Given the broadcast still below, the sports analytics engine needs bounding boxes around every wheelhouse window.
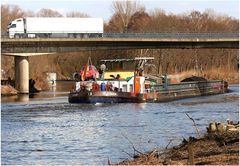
[10,24,16,28]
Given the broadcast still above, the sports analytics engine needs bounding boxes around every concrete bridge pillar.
[15,56,29,94]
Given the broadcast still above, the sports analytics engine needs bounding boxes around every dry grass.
[33,74,50,91]
[117,131,239,165]
[203,68,239,84]
[169,68,239,84]
[1,85,18,95]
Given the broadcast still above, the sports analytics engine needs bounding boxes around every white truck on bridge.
[7,17,103,38]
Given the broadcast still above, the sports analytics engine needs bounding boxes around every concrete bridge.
[1,33,239,94]
[2,33,239,53]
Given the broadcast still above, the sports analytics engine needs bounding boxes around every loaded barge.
[68,57,228,104]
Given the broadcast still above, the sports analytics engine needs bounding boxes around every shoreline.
[116,129,239,165]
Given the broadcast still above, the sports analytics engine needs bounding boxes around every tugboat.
[68,57,228,104]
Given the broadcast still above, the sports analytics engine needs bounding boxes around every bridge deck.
[1,33,239,54]
[2,37,239,42]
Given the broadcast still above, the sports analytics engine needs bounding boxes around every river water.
[1,82,239,165]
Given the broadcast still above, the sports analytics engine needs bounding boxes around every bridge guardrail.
[1,32,239,39]
[103,32,239,39]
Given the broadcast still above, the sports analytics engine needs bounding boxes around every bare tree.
[148,9,167,32]
[36,8,63,17]
[1,4,25,32]
[110,0,144,32]
[128,9,151,32]
[66,11,89,17]
[24,10,35,17]
[107,13,124,32]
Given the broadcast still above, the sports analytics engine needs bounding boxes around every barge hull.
[68,80,228,104]
[68,91,139,104]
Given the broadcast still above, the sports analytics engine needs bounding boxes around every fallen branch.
[185,113,201,138]
[121,133,144,157]
[122,150,133,158]
[165,139,173,149]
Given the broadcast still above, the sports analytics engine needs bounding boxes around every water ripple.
[1,85,239,165]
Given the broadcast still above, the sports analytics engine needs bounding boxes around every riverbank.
[1,78,46,96]
[1,85,18,96]
[168,69,239,85]
[117,130,239,165]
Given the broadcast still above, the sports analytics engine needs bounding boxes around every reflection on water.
[1,84,239,165]
[16,94,29,102]
[1,81,74,103]
[1,94,30,102]
[54,80,75,92]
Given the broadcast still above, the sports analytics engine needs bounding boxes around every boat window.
[130,85,133,92]
[106,61,135,71]
[122,85,127,92]
[17,19,22,22]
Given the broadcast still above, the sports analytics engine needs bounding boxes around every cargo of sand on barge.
[68,57,228,104]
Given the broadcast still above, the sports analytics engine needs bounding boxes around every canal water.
[1,82,239,165]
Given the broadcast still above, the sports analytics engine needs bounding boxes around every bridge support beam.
[15,56,29,94]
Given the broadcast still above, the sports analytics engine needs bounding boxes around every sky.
[1,0,239,21]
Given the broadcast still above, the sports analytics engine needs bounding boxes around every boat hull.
[68,91,140,103]
[68,80,228,104]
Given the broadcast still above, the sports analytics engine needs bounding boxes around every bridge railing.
[1,32,239,39]
[103,32,239,39]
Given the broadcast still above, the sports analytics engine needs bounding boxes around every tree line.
[1,1,239,87]
[1,1,238,33]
